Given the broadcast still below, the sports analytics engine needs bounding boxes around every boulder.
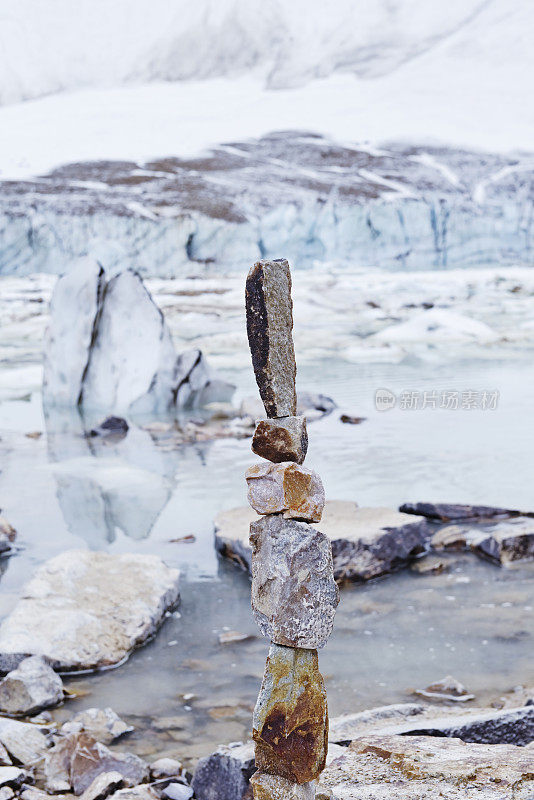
[251,417,308,465]
[89,417,129,439]
[329,702,534,746]
[253,645,328,784]
[250,516,338,649]
[172,349,234,409]
[318,734,534,798]
[245,259,296,418]
[191,741,255,800]
[214,502,429,581]
[61,708,133,745]
[246,462,325,522]
[0,550,180,671]
[249,772,315,799]
[42,257,104,407]
[0,656,64,715]
[44,733,148,795]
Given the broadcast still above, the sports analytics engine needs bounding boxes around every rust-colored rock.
[245,259,297,419]
[250,770,316,799]
[252,417,308,464]
[253,644,328,784]
[246,461,324,522]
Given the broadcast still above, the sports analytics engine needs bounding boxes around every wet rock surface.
[0,656,64,715]
[472,518,534,565]
[246,462,325,522]
[250,516,338,649]
[215,502,429,581]
[245,259,296,419]
[251,417,308,465]
[253,645,328,784]
[0,550,180,671]
[61,709,133,745]
[400,502,531,521]
[319,734,534,799]
[191,741,255,800]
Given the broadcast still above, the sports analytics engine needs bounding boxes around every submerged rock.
[253,644,328,784]
[214,502,429,581]
[44,733,148,795]
[413,675,475,703]
[88,417,129,439]
[61,708,133,745]
[250,771,315,799]
[246,462,324,522]
[245,259,297,419]
[0,550,180,671]
[250,516,338,649]
[251,417,308,465]
[319,734,534,798]
[191,741,255,800]
[0,656,64,715]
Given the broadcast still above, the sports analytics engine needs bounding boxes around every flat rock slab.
[318,734,534,799]
[214,502,428,581]
[0,550,180,672]
[400,502,530,521]
[329,702,534,746]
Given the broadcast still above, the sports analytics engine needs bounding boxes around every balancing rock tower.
[245,259,339,799]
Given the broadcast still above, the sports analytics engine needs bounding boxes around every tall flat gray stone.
[245,259,296,418]
[250,516,338,649]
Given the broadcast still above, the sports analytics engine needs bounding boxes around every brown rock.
[250,771,316,799]
[246,462,324,522]
[245,259,297,418]
[253,644,328,784]
[252,417,308,464]
[250,516,338,649]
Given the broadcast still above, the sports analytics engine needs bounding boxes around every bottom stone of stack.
[253,643,328,784]
[250,770,316,799]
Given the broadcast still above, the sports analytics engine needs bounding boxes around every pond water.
[0,265,533,766]
[0,350,533,766]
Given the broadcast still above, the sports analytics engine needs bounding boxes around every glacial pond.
[0,268,533,766]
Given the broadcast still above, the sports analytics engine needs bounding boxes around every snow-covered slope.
[0,0,531,102]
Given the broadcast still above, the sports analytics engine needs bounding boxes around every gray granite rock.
[0,550,180,672]
[253,644,328,784]
[251,416,308,465]
[250,771,316,799]
[245,259,296,418]
[246,462,324,522]
[0,656,63,715]
[400,502,527,521]
[250,516,338,648]
[192,741,255,800]
[215,502,429,581]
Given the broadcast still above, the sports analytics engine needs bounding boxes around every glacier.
[1,133,533,277]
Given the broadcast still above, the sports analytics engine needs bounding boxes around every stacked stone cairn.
[245,259,340,799]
